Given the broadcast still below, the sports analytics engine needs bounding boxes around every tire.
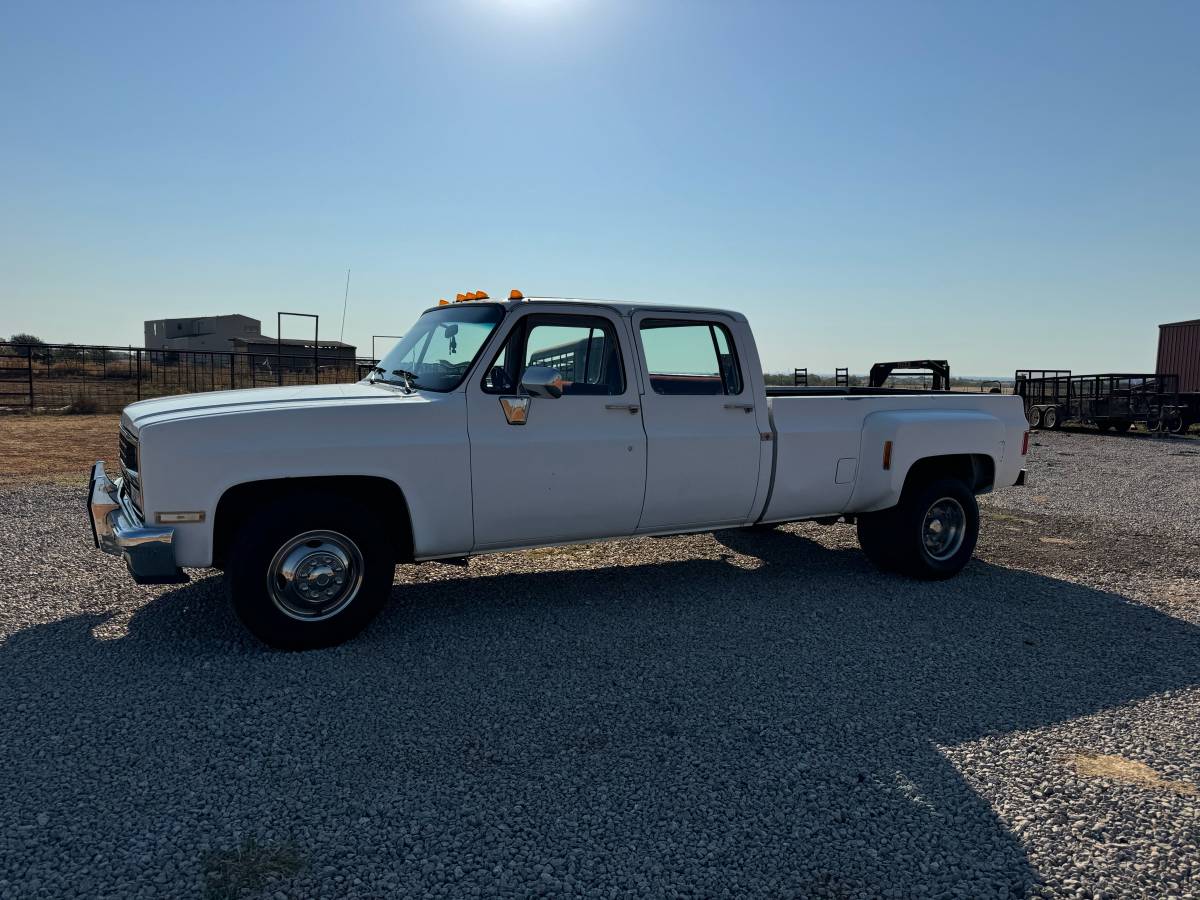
[1027,406,1043,429]
[856,509,902,572]
[1094,417,1111,432]
[1043,406,1060,430]
[225,492,396,650]
[1165,412,1185,435]
[1112,419,1132,433]
[857,477,979,580]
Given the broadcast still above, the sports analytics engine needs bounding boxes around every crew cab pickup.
[89,295,1028,649]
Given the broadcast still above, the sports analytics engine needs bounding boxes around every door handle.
[605,403,640,414]
[724,403,754,413]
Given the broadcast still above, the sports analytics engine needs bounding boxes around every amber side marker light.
[157,511,205,524]
[882,440,893,470]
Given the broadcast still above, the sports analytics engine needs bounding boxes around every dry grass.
[1071,753,1196,795]
[202,838,305,900]
[0,414,120,485]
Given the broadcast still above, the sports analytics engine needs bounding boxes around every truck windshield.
[371,304,505,393]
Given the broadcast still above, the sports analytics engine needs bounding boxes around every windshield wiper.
[367,365,412,391]
[390,369,419,394]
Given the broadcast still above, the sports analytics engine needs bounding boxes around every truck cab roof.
[421,296,749,323]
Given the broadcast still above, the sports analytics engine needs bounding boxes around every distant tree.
[7,333,49,360]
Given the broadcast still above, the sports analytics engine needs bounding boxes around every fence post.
[230,353,236,390]
[136,350,142,401]
[27,345,34,410]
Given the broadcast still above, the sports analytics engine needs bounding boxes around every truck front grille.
[118,428,138,478]
[118,428,143,516]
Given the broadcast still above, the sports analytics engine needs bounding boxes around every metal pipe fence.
[0,342,377,412]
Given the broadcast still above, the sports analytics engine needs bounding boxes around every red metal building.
[1157,319,1200,393]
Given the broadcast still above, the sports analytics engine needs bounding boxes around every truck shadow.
[3,528,1200,896]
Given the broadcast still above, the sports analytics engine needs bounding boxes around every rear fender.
[848,410,1005,513]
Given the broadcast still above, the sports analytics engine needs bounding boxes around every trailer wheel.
[1027,406,1043,429]
[1145,413,1161,433]
[857,477,978,580]
[1164,411,1185,434]
[1095,417,1111,431]
[1042,406,1060,429]
[1113,419,1133,433]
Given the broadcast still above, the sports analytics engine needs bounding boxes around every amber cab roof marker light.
[438,298,450,306]
[455,293,467,302]
[474,290,489,300]
[509,289,524,301]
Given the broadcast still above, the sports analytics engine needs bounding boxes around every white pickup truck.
[89,294,1028,649]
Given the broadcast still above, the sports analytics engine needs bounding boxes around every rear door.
[466,310,648,549]
[633,314,765,531]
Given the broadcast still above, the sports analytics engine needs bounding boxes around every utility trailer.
[1016,370,1184,432]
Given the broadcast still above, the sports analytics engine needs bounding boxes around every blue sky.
[2,0,1197,375]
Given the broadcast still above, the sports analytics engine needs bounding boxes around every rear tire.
[857,477,979,580]
[225,493,395,650]
[1043,406,1060,429]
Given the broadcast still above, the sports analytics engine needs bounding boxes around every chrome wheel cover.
[267,530,364,622]
[922,497,966,562]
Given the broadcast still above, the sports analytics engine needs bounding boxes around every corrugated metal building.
[1157,319,1200,393]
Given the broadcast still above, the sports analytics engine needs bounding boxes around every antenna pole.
[339,267,351,342]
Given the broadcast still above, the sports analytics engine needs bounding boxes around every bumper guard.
[88,461,188,584]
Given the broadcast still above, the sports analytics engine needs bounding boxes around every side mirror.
[521,365,564,399]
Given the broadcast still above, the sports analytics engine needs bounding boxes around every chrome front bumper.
[88,461,187,584]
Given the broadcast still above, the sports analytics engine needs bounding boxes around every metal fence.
[0,342,378,412]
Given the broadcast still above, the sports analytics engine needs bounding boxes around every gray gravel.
[2,430,1200,898]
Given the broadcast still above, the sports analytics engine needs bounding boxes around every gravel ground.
[2,430,1199,899]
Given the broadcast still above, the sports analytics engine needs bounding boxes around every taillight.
[1021,431,1030,456]
[882,440,893,470]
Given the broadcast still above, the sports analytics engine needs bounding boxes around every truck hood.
[121,382,412,432]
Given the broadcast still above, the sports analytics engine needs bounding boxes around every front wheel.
[857,477,979,580]
[226,493,396,650]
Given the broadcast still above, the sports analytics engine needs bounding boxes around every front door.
[634,314,765,530]
[467,311,648,550]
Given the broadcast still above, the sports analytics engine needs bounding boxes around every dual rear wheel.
[857,477,979,579]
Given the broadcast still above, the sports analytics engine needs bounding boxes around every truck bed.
[766,386,965,397]
[758,391,1028,524]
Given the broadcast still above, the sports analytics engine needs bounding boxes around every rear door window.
[639,320,743,395]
